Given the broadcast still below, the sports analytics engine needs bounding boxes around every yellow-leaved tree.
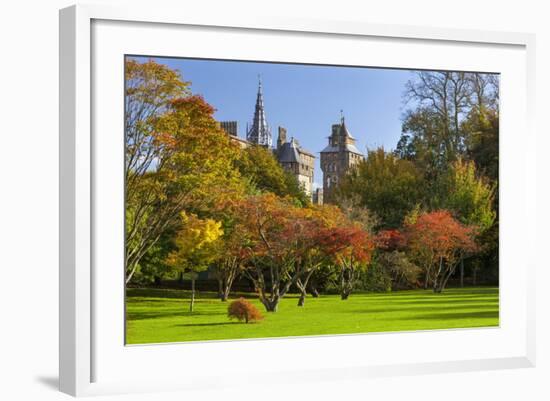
[166,213,223,312]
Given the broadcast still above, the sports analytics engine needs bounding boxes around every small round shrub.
[227,298,264,324]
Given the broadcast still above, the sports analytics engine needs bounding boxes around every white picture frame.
[59,4,536,397]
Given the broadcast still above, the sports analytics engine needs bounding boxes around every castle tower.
[320,114,364,204]
[246,78,272,147]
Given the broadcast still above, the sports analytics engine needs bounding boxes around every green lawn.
[125,287,499,344]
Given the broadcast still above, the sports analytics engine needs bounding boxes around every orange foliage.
[375,229,406,251]
[318,225,374,266]
[227,298,264,323]
[405,210,478,259]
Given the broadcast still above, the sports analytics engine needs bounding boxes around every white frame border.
[59,4,536,397]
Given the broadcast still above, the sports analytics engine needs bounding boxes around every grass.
[125,287,499,344]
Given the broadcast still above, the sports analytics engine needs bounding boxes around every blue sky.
[131,56,413,188]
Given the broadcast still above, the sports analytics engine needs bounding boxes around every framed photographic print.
[59,4,536,397]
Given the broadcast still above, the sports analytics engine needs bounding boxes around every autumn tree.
[166,213,223,312]
[405,210,477,293]
[124,59,244,283]
[233,194,324,311]
[212,223,249,302]
[125,58,189,185]
[318,220,374,300]
[292,206,340,306]
[374,229,420,289]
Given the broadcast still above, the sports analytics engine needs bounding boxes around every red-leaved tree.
[318,223,374,300]
[405,210,478,293]
[233,194,322,311]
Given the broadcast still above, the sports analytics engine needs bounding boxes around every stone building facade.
[320,117,364,204]
[274,127,315,197]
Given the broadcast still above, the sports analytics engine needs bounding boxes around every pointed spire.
[247,76,272,147]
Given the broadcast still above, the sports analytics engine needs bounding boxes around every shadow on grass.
[360,289,498,299]
[360,293,498,301]
[350,303,499,315]
[400,310,499,320]
[127,288,261,300]
[174,321,241,328]
[360,297,499,305]
[127,309,224,321]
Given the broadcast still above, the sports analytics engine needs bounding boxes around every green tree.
[435,159,496,285]
[464,107,499,182]
[338,148,424,228]
[436,159,496,230]
[396,71,499,183]
[236,145,310,205]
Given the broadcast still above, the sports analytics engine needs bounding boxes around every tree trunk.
[460,259,464,288]
[433,257,443,293]
[424,265,431,289]
[438,272,451,293]
[296,271,315,307]
[473,267,478,286]
[189,278,195,312]
[221,272,237,302]
[432,272,440,293]
[125,261,139,284]
[217,278,223,300]
[310,286,320,298]
[297,292,306,307]
[261,298,279,312]
[341,291,350,300]
[221,278,233,302]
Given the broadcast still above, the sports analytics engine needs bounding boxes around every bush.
[377,251,421,290]
[227,298,264,323]
[359,262,392,292]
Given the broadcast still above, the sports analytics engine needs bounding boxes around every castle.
[320,116,364,203]
[220,79,363,204]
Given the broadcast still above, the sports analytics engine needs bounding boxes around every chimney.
[277,126,287,150]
